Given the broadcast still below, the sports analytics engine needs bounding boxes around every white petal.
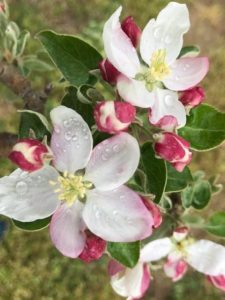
[83,186,153,242]
[0,166,60,222]
[85,132,140,191]
[50,201,86,258]
[50,106,93,174]
[117,75,155,108]
[150,88,186,128]
[163,57,209,91]
[111,262,150,299]
[186,240,225,276]
[103,6,140,78]
[140,238,173,262]
[140,2,190,65]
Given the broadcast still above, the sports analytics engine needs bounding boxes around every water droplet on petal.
[105,147,110,153]
[84,135,89,140]
[165,95,174,107]
[72,135,78,141]
[113,144,120,153]
[95,210,100,219]
[175,75,180,81]
[76,143,80,149]
[55,128,60,134]
[65,132,72,141]
[63,120,70,128]
[153,27,161,39]
[63,148,67,153]
[16,181,28,195]
[101,154,108,161]
[165,35,172,44]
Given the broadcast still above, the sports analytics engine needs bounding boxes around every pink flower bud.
[173,226,189,242]
[148,109,178,132]
[9,138,51,172]
[207,275,225,292]
[154,132,192,172]
[142,198,162,228]
[94,101,136,134]
[179,86,205,109]
[79,232,106,263]
[121,16,142,48]
[99,59,120,85]
[164,258,188,282]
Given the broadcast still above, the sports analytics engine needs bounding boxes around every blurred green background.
[0,0,225,299]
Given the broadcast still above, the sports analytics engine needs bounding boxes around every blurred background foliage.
[0,0,225,299]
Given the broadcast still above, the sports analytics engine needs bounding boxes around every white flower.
[103,2,209,128]
[0,106,153,258]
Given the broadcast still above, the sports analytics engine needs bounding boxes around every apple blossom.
[0,106,153,258]
[9,138,52,172]
[103,2,209,128]
[140,229,225,280]
[108,259,150,299]
[153,132,192,172]
[94,101,136,134]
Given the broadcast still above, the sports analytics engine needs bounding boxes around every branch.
[0,132,17,157]
[0,60,52,113]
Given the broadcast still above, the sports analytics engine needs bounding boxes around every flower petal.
[50,106,93,174]
[140,2,190,65]
[103,6,140,78]
[186,240,225,276]
[0,166,60,222]
[164,258,188,282]
[83,186,153,242]
[50,201,86,258]
[150,89,186,128]
[163,57,209,91]
[110,261,150,299]
[140,238,173,262]
[117,75,155,108]
[85,132,140,191]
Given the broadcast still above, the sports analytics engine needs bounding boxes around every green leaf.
[13,217,51,231]
[208,175,223,195]
[18,110,51,140]
[181,180,211,209]
[77,84,103,104]
[22,56,54,73]
[179,104,225,151]
[166,163,193,192]
[61,86,95,128]
[178,45,200,58]
[181,214,205,227]
[37,30,102,86]
[205,212,225,237]
[140,142,167,203]
[107,241,140,268]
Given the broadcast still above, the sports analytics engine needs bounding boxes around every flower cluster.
[0,1,224,299]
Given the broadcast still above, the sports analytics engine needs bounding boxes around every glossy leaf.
[107,241,140,268]
[166,163,193,192]
[13,217,51,231]
[140,143,167,203]
[205,212,225,237]
[19,110,51,140]
[37,30,102,86]
[179,104,225,151]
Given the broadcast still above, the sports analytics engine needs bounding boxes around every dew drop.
[95,210,100,219]
[165,35,172,44]
[63,148,67,153]
[55,128,60,134]
[175,75,180,81]
[105,147,110,153]
[119,195,125,200]
[76,143,80,149]
[101,154,108,161]
[56,143,60,148]
[84,135,89,140]
[153,27,161,39]
[112,144,120,153]
[72,135,78,141]
[164,95,174,107]
[63,120,70,128]
[65,132,72,141]
[16,181,28,195]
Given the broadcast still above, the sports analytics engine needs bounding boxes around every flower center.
[175,238,195,257]
[50,172,93,206]
[136,49,170,91]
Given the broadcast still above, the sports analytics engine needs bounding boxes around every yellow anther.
[49,172,93,206]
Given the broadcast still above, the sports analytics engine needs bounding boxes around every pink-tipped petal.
[50,106,93,174]
[173,226,189,242]
[85,132,140,191]
[148,109,178,132]
[179,86,205,109]
[164,258,188,282]
[186,240,225,276]
[117,75,155,108]
[150,89,186,129]
[164,57,209,91]
[142,197,162,228]
[110,261,150,299]
[50,202,86,258]
[140,238,173,263]
[103,6,140,78]
[207,275,225,292]
[140,3,190,65]
[83,186,153,242]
